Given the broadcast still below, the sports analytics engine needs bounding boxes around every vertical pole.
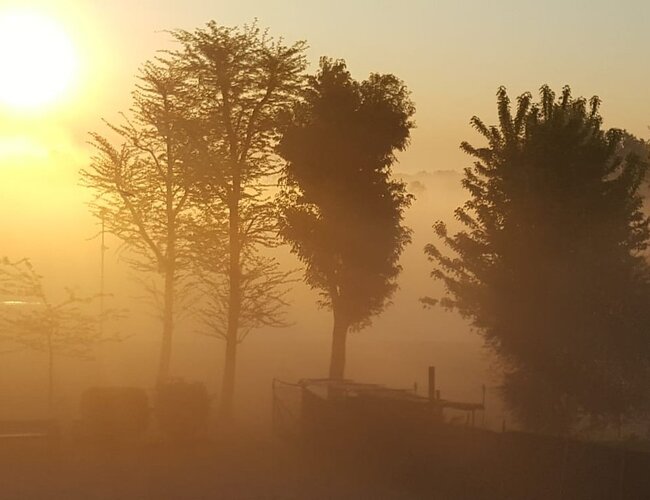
[271,379,276,436]
[428,366,436,402]
[618,450,626,500]
[100,210,106,334]
[482,384,486,427]
[47,329,54,414]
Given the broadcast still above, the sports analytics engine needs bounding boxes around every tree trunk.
[220,189,241,421]
[157,264,174,385]
[220,335,238,420]
[329,312,349,380]
[158,148,176,386]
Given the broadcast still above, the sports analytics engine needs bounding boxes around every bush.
[80,387,149,439]
[155,380,210,441]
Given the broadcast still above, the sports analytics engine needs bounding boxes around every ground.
[0,431,418,500]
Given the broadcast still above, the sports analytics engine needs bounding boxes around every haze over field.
[3,3,650,498]
[3,0,650,423]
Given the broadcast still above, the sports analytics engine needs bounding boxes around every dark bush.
[155,380,210,441]
[80,386,149,439]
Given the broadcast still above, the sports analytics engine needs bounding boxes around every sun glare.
[0,9,78,110]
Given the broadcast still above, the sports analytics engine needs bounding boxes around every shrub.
[80,386,149,439]
[155,380,210,441]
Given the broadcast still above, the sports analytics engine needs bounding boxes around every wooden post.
[428,366,436,401]
[481,384,486,427]
[618,449,626,500]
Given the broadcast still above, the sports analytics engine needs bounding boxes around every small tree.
[426,86,650,432]
[81,59,196,385]
[172,21,306,419]
[0,258,121,411]
[279,58,415,380]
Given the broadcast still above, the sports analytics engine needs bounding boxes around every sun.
[0,9,78,110]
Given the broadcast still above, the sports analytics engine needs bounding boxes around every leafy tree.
[426,86,650,432]
[0,258,121,411]
[81,59,196,385]
[279,58,414,380]
[618,132,650,201]
[172,22,306,418]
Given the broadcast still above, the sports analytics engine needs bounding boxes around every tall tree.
[172,21,306,419]
[188,196,293,347]
[278,58,414,380]
[426,86,650,432]
[0,258,121,411]
[81,59,195,385]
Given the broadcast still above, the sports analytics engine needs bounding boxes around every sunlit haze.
[2,2,650,497]
[0,9,78,110]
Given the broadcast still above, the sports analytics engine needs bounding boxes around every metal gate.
[271,378,303,441]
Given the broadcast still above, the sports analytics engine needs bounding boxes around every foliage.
[171,21,307,417]
[278,58,414,378]
[83,59,196,275]
[426,85,650,432]
[81,58,197,383]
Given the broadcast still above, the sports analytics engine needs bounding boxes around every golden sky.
[1,0,649,176]
[2,0,650,331]
[3,1,650,411]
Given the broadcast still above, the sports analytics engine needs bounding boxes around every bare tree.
[188,199,294,344]
[0,258,122,411]
[173,21,306,419]
[81,59,196,384]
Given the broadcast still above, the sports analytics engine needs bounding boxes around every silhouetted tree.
[188,198,293,345]
[426,86,650,432]
[618,132,650,201]
[81,59,195,385]
[172,21,306,419]
[279,58,414,380]
[0,258,121,411]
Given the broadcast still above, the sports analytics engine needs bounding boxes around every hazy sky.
[3,0,650,175]
[2,0,650,335]
[81,0,650,172]
[3,0,650,410]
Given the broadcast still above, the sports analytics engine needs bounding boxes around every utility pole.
[99,209,107,333]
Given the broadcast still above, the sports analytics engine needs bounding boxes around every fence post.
[618,449,626,500]
[428,366,436,402]
[558,437,569,500]
[271,379,276,436]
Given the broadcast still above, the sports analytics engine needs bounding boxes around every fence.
[271,379,303,441]
[272,379,650,499]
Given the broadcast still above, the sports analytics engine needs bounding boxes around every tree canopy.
[279,58,414,379]
[82,58,196,384]
[426,85,650,432]
[172,21,307,418]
